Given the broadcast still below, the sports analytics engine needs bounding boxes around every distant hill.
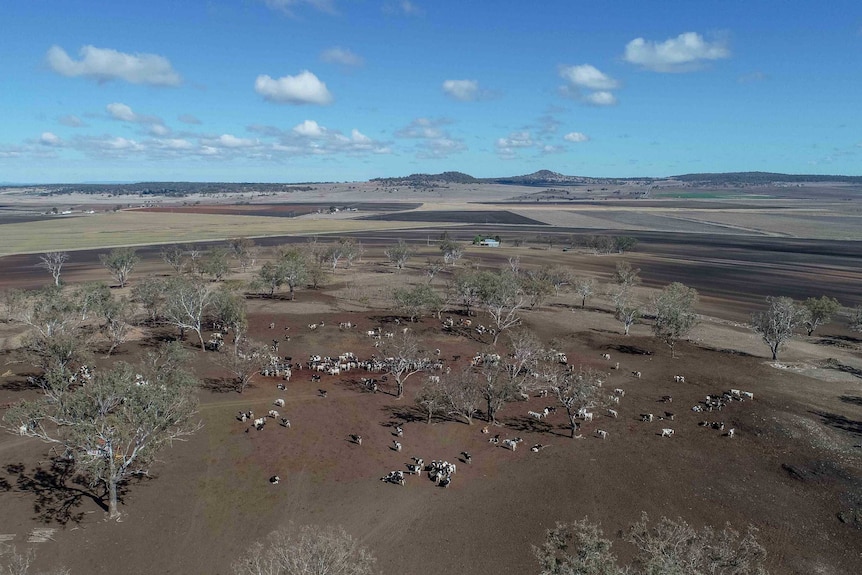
[670,172,862,185]
[370,171,479,186]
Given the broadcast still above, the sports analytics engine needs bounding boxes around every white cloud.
[320,47,364,67]
[564,132,590,143]
[106,103,168,135]
[442,79,479,101]
[584,91,617,106]
[395,117,466,159]
[738,71,768,84]
[155,138,194,150]
[46,45,181,86]
[149,124,171,136]
[107,102,138,122]
[262,0,337,16]
[293,120,325,138]
[349,129,372,144]
[58,115,85,128]
[559,64,619,90]
[383,0,424,16]
[40,132,62,147]
[178,114,201,125]
[105,137,143,151]
[558,64,619,106]
[207,134,256,148]
[255,71,333,105]
[497,131,534,149]
[249,122,389,157]
[624,32,730,72]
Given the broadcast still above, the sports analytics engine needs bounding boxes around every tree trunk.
[196,329,206,351]
[396,380,404,398]
[771,346,778,360]
[581,296,586,308]
[108,478,120,519]
[290,285,296,301]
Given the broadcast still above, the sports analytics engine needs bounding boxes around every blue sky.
[2,0,860,183]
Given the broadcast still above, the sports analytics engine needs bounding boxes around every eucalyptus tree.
[99,247,139,288]
[652,282,699,358]
[38,251,69,286]
[751,296,805,360]
[3,345,200,521]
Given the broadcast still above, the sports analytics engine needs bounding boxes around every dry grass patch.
[0,211,453,255]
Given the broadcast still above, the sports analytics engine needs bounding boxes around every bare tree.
[212,288,248,355]
[478,270,527,345]
[477,361,521,425]
[415,377,447,423]
[229,237,258,272]
[750,296,804,360]
[452,270,482,316]
[626,513,769,575]
[852,306,862,333]
[233,524,376,575]
[161,244,186,274]
[574,277,596,308]
[534,519,622,575]
[442,366,483,425]
[73,281,111,321]
[324,242,346,270]
[544,365,606,438]
[99,296,133,357]
[217,339,269,393]
[162,276,215,350]
[424,258,446,283]
[0,288,23,323]
[380,331,428,398]
[534,514,769,575]
[0,545,70,575]
[612,261,641,289]
[131,276,166,324]
[652,282,699,358]
[99,247,139,288]
[3,350,200,521]
[609,284,642,336]
[439,238,464,266]
[384,239,413,272]
[800,295,841,336]
[538,265,574,294]
[38,251,69,287]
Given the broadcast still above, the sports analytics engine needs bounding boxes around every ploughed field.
[1,240,861,575]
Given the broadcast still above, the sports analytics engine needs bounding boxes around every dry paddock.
[1,291,861,574]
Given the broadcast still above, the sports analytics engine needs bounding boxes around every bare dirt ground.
[1,242,861,575]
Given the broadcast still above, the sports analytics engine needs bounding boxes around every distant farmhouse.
[473,235,501,247]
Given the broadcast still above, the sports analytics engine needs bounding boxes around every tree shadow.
[823,360,862,380]
[839,395,862,407]
[0,371,42,392]
[810,410,862,437]
[611,344,653,356]
[3,459,121,525]
[380,404,424,424]
[200,376,239,393]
